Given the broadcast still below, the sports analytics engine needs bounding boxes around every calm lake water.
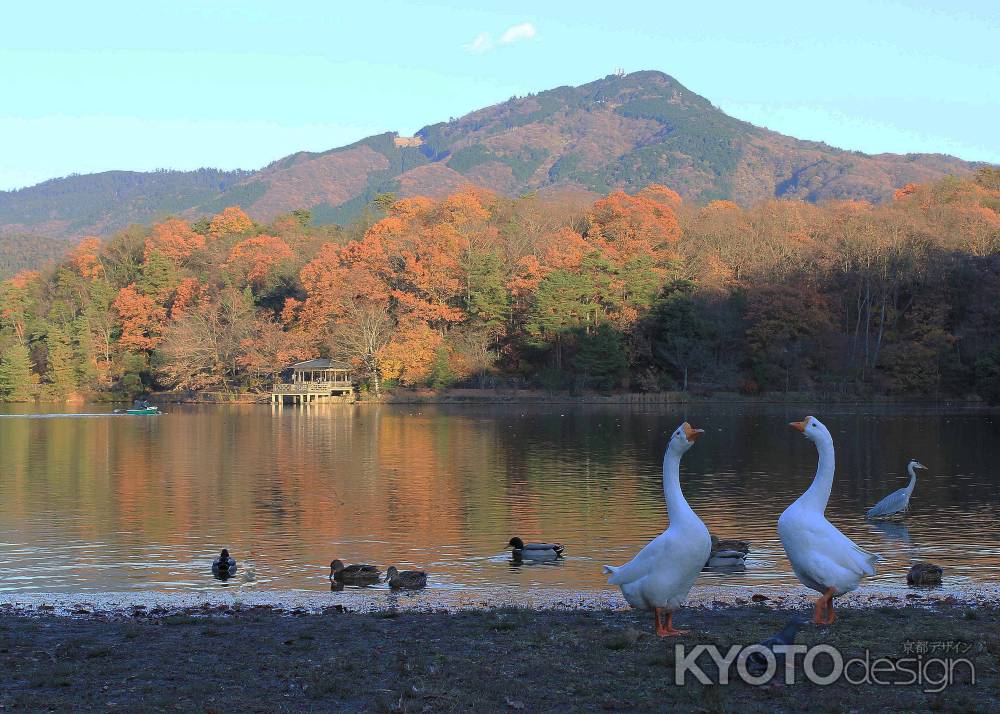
[1,402,998,594]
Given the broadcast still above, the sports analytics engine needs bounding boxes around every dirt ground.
[1,602,998,712]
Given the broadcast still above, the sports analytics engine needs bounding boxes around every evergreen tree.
[73,314,98,387]
[573,324,627,390]
[466,252,510,333]
[527,269,595,369]
[137,250,179,297]
[430,346,456,389]
[0,342,34,401]
[44,327,77,397]
[649,279,709,391]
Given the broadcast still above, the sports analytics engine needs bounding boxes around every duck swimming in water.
[705,535,750,569]
[212,549,237,577]
[508,537,564,561]
[329,560,381,586]
[386,566,428,589]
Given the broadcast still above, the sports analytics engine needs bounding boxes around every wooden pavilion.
[270,358,354,404]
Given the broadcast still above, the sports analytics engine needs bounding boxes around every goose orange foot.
[812,587,837,626]
[654,608,688,637]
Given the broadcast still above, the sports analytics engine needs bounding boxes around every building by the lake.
[270,359,354,404]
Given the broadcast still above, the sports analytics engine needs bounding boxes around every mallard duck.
[508,537,564,561]
[329,559,381,586]
[866,459,927,519]
[603,422,712,637]
[779,417,877,625]
[212,549,237,577]
[386,566,428,589]
[907,562,943,586]
[705,535,750,568]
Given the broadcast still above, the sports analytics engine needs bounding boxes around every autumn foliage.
[3,174,1000,401]
[113,284,167,352]
[145,219,206,263]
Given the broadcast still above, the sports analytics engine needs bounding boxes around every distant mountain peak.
[1,70,989,250]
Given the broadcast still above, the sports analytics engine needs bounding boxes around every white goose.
[779,416,877,625]
[603,422,711,636]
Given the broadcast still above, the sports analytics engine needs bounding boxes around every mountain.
[0,70,988,261]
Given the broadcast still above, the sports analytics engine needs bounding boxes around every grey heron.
[866,459,926,519]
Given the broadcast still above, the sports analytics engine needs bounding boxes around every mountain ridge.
[0,70,989,247]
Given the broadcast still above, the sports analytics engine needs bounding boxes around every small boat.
[125,406,161,415]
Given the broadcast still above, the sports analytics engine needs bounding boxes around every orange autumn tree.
[113,284,167,352]
[144,219,206,264]
[299,240,396,394]
[583,187,682,323]
[226,235,293,288]
[0,271,40,344]
[67,237,104,280]
[637,184,683,209]
[169,278,203,320]
[586,187,681,268]
[208,206,254,239]
[378,318,442,385]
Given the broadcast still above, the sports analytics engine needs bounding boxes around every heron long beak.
[683,422,705,442]
[789,420,807,433]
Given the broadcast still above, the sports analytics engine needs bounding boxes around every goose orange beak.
[682,422,705,442]
[789,420,808,433]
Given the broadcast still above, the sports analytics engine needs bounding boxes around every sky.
[0,1,997,191]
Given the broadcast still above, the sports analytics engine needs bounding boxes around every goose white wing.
[784,514,876,589]
[603,530,674,586]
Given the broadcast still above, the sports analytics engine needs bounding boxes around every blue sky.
[1,1,997,191]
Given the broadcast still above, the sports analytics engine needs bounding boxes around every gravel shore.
[2,586,999,712]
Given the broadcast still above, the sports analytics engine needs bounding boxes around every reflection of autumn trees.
[4,405,1000,589]
[3,170,1000,401]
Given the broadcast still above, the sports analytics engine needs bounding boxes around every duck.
[705,535,750,569]
[211,549,237,577]
[603,422,711,637]
[508,537,564,561]
[778,416,877,626]
[386,566,428,589]
[329,559,381,586]
[866,459,927,519]
[907,562,943,586]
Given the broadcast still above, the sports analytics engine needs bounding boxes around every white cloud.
[464,22,537,53]
[464,32,493,54]
[499,22,537,45]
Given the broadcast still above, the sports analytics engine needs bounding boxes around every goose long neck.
[663,447,694,521]
[801,435,835,511]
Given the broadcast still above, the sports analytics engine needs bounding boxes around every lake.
[1,402,998,594]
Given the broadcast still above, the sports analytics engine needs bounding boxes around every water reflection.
[869,520,912,544]
[0,403,998,593]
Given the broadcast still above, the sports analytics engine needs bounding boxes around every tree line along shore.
[2,169,1000,405]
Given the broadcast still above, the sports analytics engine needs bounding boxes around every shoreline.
[4,390,994,408]
[4,583,999,619]
[3,595,997,712]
